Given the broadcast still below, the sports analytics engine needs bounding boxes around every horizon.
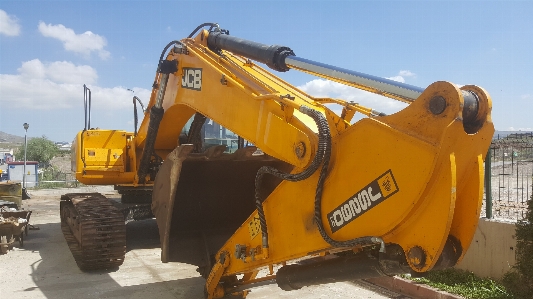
[1,1,532,140]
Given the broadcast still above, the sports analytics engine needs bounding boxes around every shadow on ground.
[24,220,206,299]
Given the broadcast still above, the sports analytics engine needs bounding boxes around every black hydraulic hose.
[133,98,138,137]
[187,22,221,38]
[254,106,379,249]
[137,106,164,184]
[308,107,376,248]
[152,40,182,88]
[254,107,324,248]
[133,96,145,137]
[138,40,181,184]
[186,113,207,153]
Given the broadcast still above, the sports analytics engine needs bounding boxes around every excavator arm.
[142,26,493,298]
[67,23,493,298]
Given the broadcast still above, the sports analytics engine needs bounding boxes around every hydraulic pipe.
[285,56,423,103]
[276,245,410,291]
[207,32,295,72]
[206,31,481,122]
[206,32,423,102]
[137,60,178,184]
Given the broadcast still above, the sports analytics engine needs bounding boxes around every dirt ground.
[0,186,410,299]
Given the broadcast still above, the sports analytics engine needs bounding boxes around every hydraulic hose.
[138,41,179,184]
[254,106,382,250]
[133,96,145,137]
[137,106,164,184]
[187,22,222,38]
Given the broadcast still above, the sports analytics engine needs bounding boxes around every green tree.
[15,136,59,168]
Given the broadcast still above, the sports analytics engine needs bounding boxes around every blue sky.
[0,0,532,142]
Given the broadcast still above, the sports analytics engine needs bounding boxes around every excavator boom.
[63,23,493,299]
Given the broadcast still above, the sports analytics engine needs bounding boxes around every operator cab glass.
[181,115,253,154]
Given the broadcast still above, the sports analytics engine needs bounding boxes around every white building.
[0,148,14,164]
[6,161,39,187]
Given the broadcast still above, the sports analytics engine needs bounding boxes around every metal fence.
[482,135,533,221]
[38,170,78,188]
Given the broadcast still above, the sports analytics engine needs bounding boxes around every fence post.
[485,148,492,219]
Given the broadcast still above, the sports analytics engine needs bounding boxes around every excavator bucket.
[152,144,290,273]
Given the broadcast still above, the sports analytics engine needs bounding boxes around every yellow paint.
[66,27,494,296]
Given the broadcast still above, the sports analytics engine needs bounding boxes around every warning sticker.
[327,170,399,233]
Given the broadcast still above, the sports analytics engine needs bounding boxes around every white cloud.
[17,59,97,84]
[521,94,531,100]
[16,59,98,85]
[0,59,150,110]
[507,127,533,131]
[298,79,408,117]
[0,10,21,36]
[38,22,110,59]
[399,70,415,77]
[386,70,416,83]
[386,76,405,83]
[88,85,151,110]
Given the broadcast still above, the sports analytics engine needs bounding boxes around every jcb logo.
[181,68,202,91]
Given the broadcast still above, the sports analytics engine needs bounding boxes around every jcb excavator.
[60,23,494,298]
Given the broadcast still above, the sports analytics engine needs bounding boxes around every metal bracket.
[173,44,189,55]
[280,94,295,122]
[235,244,247,262]
[220,75,228,85]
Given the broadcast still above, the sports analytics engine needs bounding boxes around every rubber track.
[60,193,126,271]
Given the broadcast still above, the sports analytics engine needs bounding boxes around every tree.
[15,136,59,168]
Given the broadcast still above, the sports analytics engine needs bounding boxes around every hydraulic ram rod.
[207,32,423,103]
[285,56,423,103]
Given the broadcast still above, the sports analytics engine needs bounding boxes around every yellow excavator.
[60,23,494,298]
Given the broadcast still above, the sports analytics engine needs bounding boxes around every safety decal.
[327,170,399,233]
[181,68,202,91]
[248,216,261,240]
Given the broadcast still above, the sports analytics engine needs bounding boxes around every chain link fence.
[481,133,533,221]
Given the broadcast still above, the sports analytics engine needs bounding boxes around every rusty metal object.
[407,246,426,269]
[0,181,22,209]
[152,145,291,267]
[0,210,30,253]
[428,96,446,115]
[60,193,126,270]
[152,144,194,262]
[115,185,153,204]
[0,220,23,253]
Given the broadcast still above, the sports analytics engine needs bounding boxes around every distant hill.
[0,131,24,144]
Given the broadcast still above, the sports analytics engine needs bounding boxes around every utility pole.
[22,122,30,199]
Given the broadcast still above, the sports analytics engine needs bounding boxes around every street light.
[22,122,30,200]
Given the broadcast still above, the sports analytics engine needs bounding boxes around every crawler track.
[60,193,126,271]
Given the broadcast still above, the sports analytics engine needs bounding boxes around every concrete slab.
[0,187,412,299]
